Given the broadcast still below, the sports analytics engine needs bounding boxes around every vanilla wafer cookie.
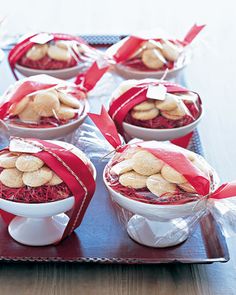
[161,164,186,184]
[47,172,63,186]
[132,150,164,176]
[10,96,30,115]
[26,44,48,61]
[16,154,44,172]
[23,166,53,187]
[141,48,166,69]
[110,159,133,175]
[58,92,81,109]
[0,168,24,188]
[155,93,179,111]
[56,104,77,120]
[119,171,147,189]
[33,90,60,117]
[18,101,41,123]
[146,174,177,196]
[133,100,155,111]
[48,45,70,61]
[131,108,159,121]
[0,153,18,168]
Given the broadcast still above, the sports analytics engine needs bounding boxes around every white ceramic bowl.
[0,162,96,246]
[122,109,203,141]
[7,100,89,140]
[15,63,82,80]
[103,163,211,247]
[113,60,189,80]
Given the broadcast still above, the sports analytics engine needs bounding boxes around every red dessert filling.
[105,165,201,205]
[8,113,79,128]
[18,55,77,70]
[0,182,71,203]
[125,101,200,129]
[121,58,174,72]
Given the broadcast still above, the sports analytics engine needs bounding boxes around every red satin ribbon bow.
[0,138,96,242]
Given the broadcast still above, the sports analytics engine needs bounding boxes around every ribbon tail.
[75,60,109,92]
[211,181,236,199]
[171,131,193,148]
[88,106,122,149]
[183,24,206,44]
[0,210,15,224]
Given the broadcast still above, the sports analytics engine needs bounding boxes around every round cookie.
[133,100,155,111]
[110,159,134,175]
[56,104,77,120]
[119,171,147,189]
[147,174,177,196]
[26,44,48,61]
[141,48,166,70]
[161,165,186,184]
[0,168,24,188]
[161,104,186,120]
[155,93,179,111]
[131,108,159,121]
[58,92,81,109]
[47,172,63,186]
[10,96,30,115]
[132,150,164,176]
[0,153,18,168]
[161,40,181,62]
[33,90,60,117]
[23,166,53,187]
[18,101,41,123]
[178,182,196,193]
[16,154,44,172]
[48,45,71,61]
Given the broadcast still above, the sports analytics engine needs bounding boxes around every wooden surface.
[1,0,236,294]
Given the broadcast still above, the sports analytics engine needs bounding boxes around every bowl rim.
[103,167,204,210]
[0,160,97,208]
[7,98,89,131]
[15,63,81,74]
[122,107,204,133]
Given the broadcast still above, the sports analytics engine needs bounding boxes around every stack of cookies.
[9,88,85,126]
[18,40,84,70]
[110,149,210,196]
[127,40,183,70]
[0,152,62,188]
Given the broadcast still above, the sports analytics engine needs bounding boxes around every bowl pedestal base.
[127,215,189,248]
[8,214,69,246]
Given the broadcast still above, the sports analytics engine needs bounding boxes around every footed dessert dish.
[0,74,89,139]
[88,108,236,248]
[103,141,217,247]
[0,137,96,245]
[107,24,205,79]
[9,33,96,79]
[108,79,203,141]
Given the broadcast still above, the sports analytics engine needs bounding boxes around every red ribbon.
[89,107,236,202]
[0,79,57,119]
[88,106,122,148]
[0,138,96,242]
[0,75,86,120]
[74,24,205,94]
[138,141,210,196]
[8,33,87,81]
[108,80,197,148]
